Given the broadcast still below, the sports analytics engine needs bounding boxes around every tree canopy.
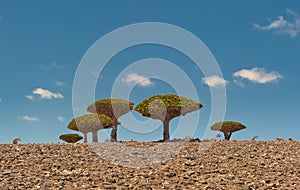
[134,94,203,121]
[87,98,134,120]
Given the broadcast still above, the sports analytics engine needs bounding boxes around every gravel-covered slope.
[0,140,299,189]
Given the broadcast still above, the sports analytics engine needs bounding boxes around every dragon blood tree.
[210,121,246,140]
[67,114,116,143]
[59,134,83,143]
[86,98,134,142]
[135,94,203,141]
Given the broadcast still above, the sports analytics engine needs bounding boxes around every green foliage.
[67,114,116,133]
[134,94,203,120]
[88,98,134,106]
[86,98,134,120]
[210,121,246,133]
[59,134,83,143]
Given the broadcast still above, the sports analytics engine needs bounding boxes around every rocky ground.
[0,140,299,189]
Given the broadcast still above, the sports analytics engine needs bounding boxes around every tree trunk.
[224,132,230,140]
[110,125,117,142]
[92,131,98,142]
[223,132,232,140]
[228,132,232,140]
[163,119,170,142]
[83,133,88,143]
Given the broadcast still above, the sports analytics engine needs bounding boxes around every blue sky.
[0,1,299,143]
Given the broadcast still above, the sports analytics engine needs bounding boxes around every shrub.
[59,134,83,143]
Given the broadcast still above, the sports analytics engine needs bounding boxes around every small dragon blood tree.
[210,121,246,140]
[67,114,116,143]
[86,98,134,142]
[134,94,203,141]
[59,134,83,143]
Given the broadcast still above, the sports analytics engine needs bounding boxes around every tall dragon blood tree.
[86,98,134,142]
[134,94,203,141]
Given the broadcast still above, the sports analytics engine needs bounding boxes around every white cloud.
[25,95,34,100]
[48,62,63,69]
[122,73,153,87]
[89,71,104,79]
[57,116,65,122]
[73,107,87,116]
[90,71,98,78]
[254,16,287,30]
[254,9,300,37]
[18,116,40,122]
[41,62,64,69]
[55,81,65,86]
[233,79,245,87]
[233,68,283,84]
[26,88,64,100]
[202,75,228,87]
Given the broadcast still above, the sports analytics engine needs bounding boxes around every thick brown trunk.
[228,132,232,140]
[92,131,98,142]
[163,119,170,142]
[110,125,117,142]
